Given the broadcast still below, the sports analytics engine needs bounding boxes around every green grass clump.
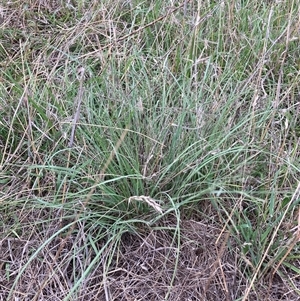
[1,0,300,300]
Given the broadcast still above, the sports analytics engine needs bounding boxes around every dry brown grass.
[1,209,300,301]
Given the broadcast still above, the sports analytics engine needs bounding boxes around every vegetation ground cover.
[0,0,300,300]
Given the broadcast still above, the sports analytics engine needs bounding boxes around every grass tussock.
[1,0,300,300]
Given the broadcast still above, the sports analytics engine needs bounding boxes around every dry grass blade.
[68,67,85,148]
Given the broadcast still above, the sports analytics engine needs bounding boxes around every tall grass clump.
[1,0,300,300]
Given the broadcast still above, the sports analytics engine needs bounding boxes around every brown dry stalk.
[203,231,230,300]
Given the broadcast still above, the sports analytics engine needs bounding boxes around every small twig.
[68,67,85,148]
